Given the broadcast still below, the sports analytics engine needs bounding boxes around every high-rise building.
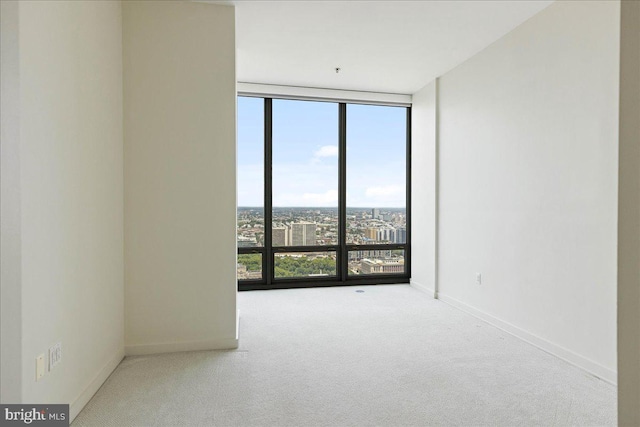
[376,228,396,242]
[395,227,407,243]
[290,222,316,246]
[371,208,380,219]
[272,227,288,247]
[365,227,377,241]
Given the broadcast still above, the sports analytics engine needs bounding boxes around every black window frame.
[237,96,411,291]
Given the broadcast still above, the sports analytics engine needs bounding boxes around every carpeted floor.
[73,285,617,426]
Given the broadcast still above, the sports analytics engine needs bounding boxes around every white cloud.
[365,185,404,198]
[302,189,338,206]
[270,163,338,206]
[274,190,337,207]
[313,145,338,158]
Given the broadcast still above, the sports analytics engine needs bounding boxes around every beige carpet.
[73,284,616,426]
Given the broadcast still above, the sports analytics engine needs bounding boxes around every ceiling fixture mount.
[335,67,341,74]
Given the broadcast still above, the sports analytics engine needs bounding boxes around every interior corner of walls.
[69,349,125,423]
[410,280,436,299]
[412,79,437,98]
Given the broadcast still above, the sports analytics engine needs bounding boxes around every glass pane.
[274,252,337,278]
[348,250,405,275]
[346,105,407,245]
[237,97,264,247]
[237,253,263,280]
[272,100,338,246]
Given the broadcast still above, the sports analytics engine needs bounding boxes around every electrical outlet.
[49,342,62,370]
[36,354,45,381]
[476,273,482,285]
[56,343,62,365]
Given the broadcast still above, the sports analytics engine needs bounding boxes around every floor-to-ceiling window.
[237,96,410,290]
[237,97,265,282]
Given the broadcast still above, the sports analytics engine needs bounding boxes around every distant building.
[245,271,262,280]
[365,227,378,240]
[395,227,406,243]
[376,228,396,242]
[348,250,392,261]
[237,236,258,247]
[360,258,405,274]
[273,227,288,246]
[237,264,261,280]
[371,208,380,219]
[290,222,316,246]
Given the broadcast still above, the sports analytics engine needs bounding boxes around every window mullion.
[339,103,348,282]
[264,98,273,286]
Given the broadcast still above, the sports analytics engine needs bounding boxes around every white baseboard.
[70,349,124,423]
[437,292,617,385]
[410,280,437,298]
[125,336,239,357]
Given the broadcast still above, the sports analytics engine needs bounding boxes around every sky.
[237,96,407,208]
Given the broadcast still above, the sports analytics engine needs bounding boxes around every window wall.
[237,96,410,290]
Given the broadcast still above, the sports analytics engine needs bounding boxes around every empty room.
[1,1,638,426]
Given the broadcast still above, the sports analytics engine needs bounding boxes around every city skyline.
[237,206,407,248]
[237,205,407,278]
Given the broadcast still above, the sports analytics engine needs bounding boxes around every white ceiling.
[231,0,554,94]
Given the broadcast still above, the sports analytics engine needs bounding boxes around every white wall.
[6,0,125,419]
[123,1,238,355]
[618,0,640,423]
[433,0,620,381]
[0,0,23,404]
[1,0,237,415]
[410,81,438,296]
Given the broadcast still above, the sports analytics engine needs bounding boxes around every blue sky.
[238,97,406,208]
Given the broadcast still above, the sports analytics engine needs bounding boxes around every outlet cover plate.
[49,342,62,370]
[36,354,45,381]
